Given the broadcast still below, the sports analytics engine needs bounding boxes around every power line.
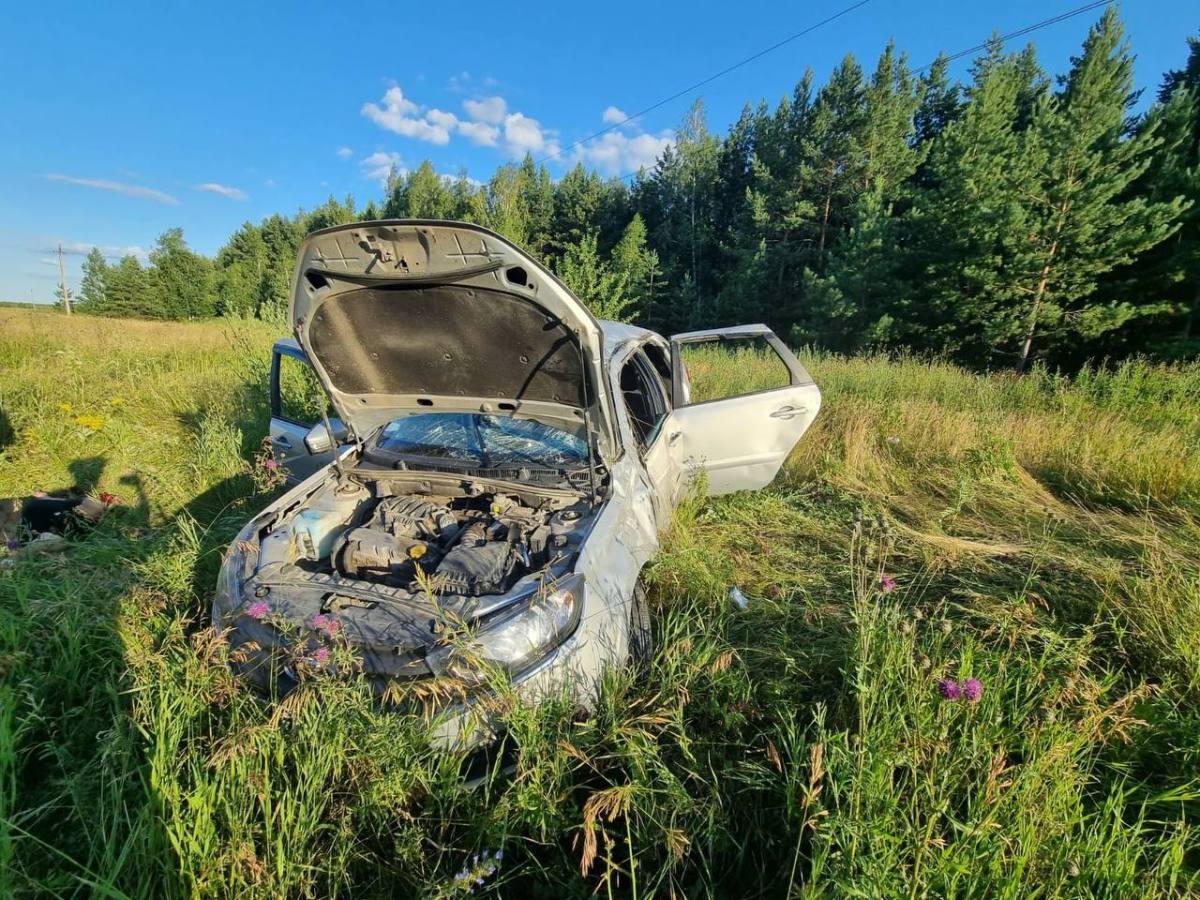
[608,0,1114,182]
[535,0,875,166]
[918,0,1110,70]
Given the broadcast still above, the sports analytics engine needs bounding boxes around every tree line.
[77,9,1199,370]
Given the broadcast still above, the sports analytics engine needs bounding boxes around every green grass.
[2,306,1199,897]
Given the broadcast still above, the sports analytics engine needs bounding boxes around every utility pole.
[57,243,72,315]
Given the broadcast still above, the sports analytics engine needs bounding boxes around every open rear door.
[668,324,820,496]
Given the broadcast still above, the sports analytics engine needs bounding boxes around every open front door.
[668,324,820,496]
[269,339,340,485]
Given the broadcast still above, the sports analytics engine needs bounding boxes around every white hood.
[289,220,618,462]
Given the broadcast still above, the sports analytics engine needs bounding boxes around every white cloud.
[336,146,354,159]
[576,128,674,176]
[45,174,179,205]
[457,120,500,146]
[193,182,247,201]
[426,108,459,131]
[463,95,507,125]
[49,240,149,260]
[361,86,456,145]
[362,82,565,161]
[602,105,630,126]
[503,112,559,159]
[360,151,404,185]
[448,71,471,92]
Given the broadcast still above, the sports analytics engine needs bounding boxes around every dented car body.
[213,220,820,748]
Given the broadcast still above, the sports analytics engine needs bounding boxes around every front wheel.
[629,579,653,666]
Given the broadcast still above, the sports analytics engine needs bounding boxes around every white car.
[213,220,820,748]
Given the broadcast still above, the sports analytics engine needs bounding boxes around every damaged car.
[213,220,821,748]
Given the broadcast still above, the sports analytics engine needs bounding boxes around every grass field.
[2,306,1200,897]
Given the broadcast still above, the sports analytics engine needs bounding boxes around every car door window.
[619,350,670,451]
[676,334,794,404]
[273,352,327,426]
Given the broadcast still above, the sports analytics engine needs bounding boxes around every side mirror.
[304,418,348,455]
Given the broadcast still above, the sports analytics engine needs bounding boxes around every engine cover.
[435,541,519,597]
[335,527,442,583]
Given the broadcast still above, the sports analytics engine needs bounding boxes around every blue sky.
[0,0,1192,302]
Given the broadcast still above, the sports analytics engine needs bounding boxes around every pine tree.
[1144,34,1200,350]
[78,247,109,312]
[903,44,1043,363]
[104,256,155,318]
[519,156,555,260]
[557,232,632,322]
[610,214,663,323]
[1011,9,1186,370]
[150,228,216,319]
[913,54,962,148]
[550,165,604,258]
[802,189,906,348]
[861,42,923,195]
[215,223,268,317]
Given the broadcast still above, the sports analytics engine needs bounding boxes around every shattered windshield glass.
[371,414,588,469]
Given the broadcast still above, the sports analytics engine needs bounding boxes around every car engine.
[332,491,586,595]
[252,472,594,601]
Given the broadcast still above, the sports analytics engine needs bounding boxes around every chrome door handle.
[769,405,805,419]
[273,436,292,449]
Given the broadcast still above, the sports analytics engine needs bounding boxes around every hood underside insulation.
[306,285,589,407]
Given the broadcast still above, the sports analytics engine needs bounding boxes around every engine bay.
[251,470,595,600]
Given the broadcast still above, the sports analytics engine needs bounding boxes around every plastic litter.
[28,532,68,553]
[729,586,750,610]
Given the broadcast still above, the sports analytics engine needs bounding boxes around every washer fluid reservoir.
[292,482,367,561]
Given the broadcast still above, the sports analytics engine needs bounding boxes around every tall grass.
[1,308,1198,897]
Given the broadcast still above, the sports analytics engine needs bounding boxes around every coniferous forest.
[75,10,1199,372]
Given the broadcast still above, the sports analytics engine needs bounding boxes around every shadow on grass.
[0,407,15,453]
[0,389,282,895]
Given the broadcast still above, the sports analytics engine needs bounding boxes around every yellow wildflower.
[59,402,73,414]
[75,414,105,431]
[108,397,126,408]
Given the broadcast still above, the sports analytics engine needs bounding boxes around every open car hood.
[290,220,617,462]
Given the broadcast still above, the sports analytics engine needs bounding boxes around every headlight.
[212,526,254,620]
[427,573,584,687]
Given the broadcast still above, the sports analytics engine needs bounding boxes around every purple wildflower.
[961,678,983,702]
[937,678,961,700]
[5,538,19,551]
[311,614,340,635]
[313,647,330,664]
[263,458,279,470]
[494,849,503,861]
[246,601,270,619]
[880,574,897,593]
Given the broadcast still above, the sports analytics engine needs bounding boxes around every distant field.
[2,306,1200,897]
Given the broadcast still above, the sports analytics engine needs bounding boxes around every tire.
[629,579,653,666]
